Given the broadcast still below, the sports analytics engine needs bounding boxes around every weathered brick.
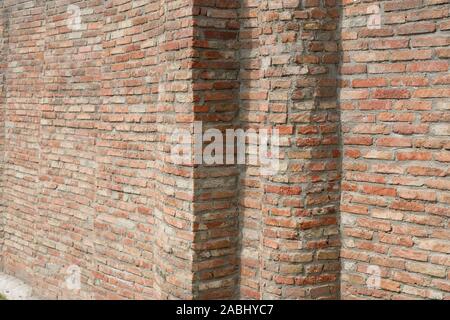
[0,0,447,302]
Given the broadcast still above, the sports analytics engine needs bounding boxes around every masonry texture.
[0,0,448,300]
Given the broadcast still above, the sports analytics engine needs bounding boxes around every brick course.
[0,0,448,300]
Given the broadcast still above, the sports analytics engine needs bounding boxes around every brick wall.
[340,0,449,299]
[0,3,7,270]
[0,0,448,300]
[35,0,102,299]
[3,0,45,286]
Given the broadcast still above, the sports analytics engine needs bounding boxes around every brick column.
[151,0,197,299]
[239,0,341,299]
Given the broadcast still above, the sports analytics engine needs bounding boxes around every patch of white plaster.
[0,272,40,300]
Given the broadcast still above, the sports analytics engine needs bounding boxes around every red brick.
[1,0,448,302]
